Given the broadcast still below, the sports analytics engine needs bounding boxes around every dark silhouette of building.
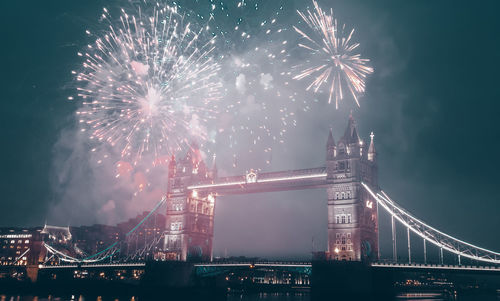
[117,210,165,259]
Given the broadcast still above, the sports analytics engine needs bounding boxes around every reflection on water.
[227,293,309,301]
[0,296,137,301]
[1,293,499,301]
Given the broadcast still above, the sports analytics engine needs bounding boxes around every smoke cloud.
[46,0,440,260]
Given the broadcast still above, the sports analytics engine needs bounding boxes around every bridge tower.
[326,114,379,261]
[163,143,217,261]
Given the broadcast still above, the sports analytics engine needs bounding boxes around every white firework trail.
[74,3,222,166]
[293,0,373,108]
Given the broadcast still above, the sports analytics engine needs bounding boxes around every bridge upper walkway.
[187,167,328,195]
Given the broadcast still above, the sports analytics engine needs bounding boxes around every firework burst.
[74,3,222,166]
[293,0,373,108]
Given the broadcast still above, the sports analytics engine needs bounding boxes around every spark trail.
[74,3,222,167]
[293,0,373,108]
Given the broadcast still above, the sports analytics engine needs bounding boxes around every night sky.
[1,0,499,259]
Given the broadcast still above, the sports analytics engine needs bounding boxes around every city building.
[0,227,44,266]
[118,211,165,259]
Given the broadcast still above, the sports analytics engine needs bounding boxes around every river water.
[1,293,499,301]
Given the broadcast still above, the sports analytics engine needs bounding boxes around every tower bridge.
[41,114,500,269]
[18,114,500,300]
[17,114,499,299]
[163,114,378,262]
[161,113,500,266]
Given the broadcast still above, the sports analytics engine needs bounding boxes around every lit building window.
[341,215,346,224]
[170,222,182,231]
[336,215,340,224]
[347,214,352,224]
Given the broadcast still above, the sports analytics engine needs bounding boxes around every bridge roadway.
[36,261,500,273]
[38,262,146,269]
[187,167,328,195]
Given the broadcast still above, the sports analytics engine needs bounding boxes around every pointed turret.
[188,141,203,165]
[179,141,202,174]
[326,128,336,161]
[340,113,361,145]
[368,132,376,162]
[168,155,176,178]
[327,128,335,148]
[211,154,218,178]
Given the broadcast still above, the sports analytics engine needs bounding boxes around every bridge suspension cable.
[362,183,500,265]
[43,196,167,264]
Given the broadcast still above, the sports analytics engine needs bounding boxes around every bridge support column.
[423,238,427,264]
[458,254,461,266]
[392,215,397,263]
[26,265,39,283]
[407,228,411,264]
[312,261,394,300]
[440,247,444,265]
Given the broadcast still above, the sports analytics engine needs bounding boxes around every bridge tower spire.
[163,143,216,261]
[368,132,376,162]
[211,153,218,179]
[326,115,379,262]
[326,128,336,161]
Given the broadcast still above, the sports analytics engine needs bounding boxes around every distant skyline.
[1,0,499,259]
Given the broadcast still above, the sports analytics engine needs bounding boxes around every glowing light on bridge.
[257,173,327,183]
[362,183,500,265]
[187,172,327,190]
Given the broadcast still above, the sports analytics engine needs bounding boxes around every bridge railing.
[362,183,500,265]
[43,196,167,264]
